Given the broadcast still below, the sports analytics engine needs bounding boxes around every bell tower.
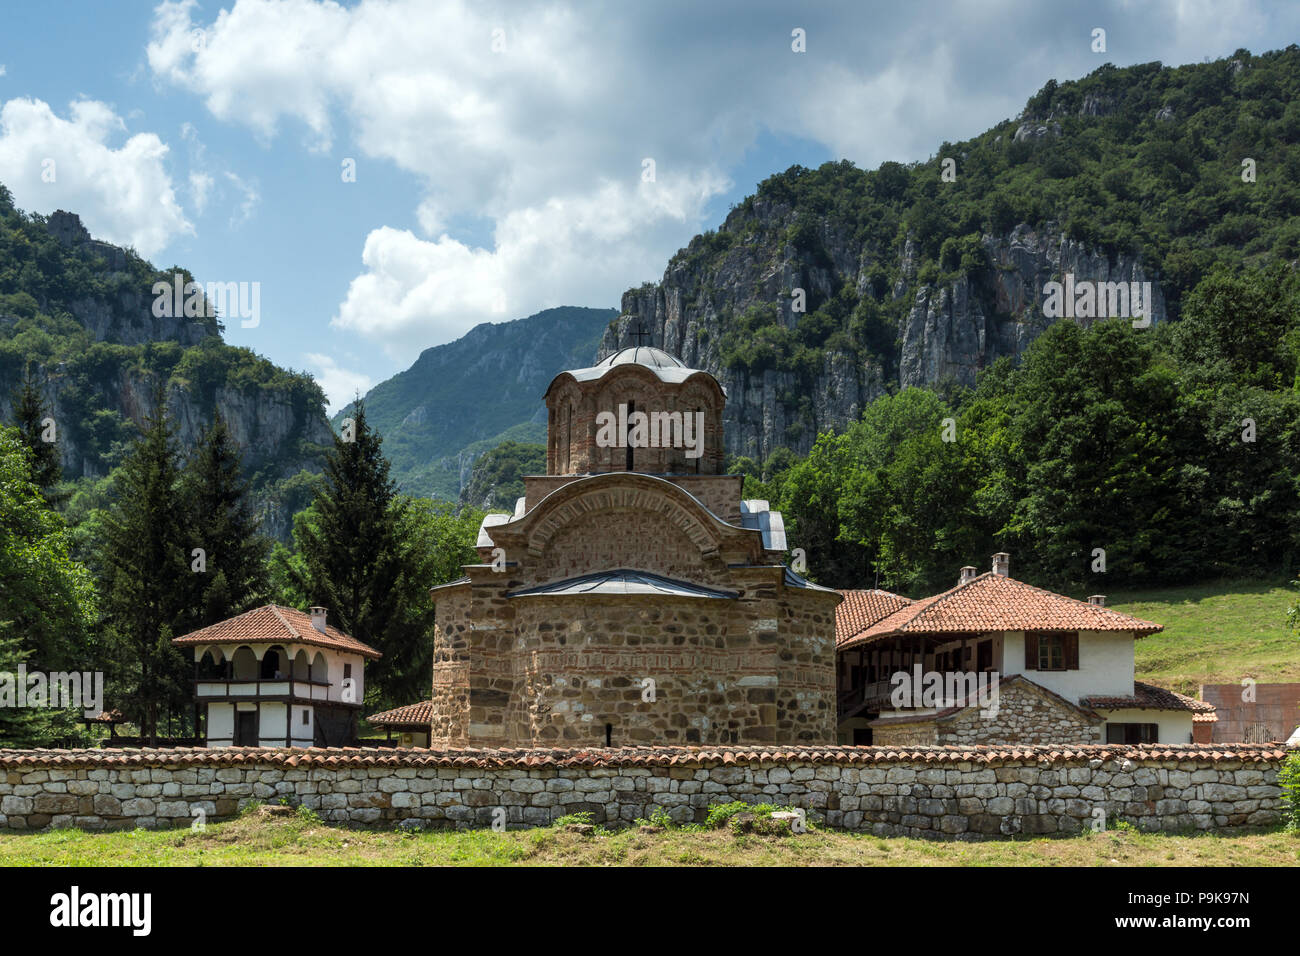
[543,346,726,476]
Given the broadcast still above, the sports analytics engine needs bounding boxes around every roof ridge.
[269,605,302,641]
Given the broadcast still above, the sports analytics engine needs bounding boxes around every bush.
[1280,753,1300,830]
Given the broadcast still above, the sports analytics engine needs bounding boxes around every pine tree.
[96,387,190,744]
[287,401,429,705]
[10,363,62,494]
[178,414,269,635]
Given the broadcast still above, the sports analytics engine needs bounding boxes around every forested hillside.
[0,191,332,538]
[606,47,1300,463]
[335,306,615,499]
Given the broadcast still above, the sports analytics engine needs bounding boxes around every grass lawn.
[0,812,1296,867]
[1109,578,1299,695]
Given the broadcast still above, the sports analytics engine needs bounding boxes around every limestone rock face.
[44,211,211,347]
[898,224,1167,390]
[602,209,1166,463]
[0,210,330,539]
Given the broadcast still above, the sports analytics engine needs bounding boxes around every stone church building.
[427,346,841,747]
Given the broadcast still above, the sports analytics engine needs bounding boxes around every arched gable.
[496,473,751,563]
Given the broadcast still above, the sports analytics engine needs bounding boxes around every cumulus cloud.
[146,0,1300,352]
[0,97,192,256]
[304,352,373,415]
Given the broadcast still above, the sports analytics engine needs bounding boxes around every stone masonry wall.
[872,680,1104,747]
[0,745,1289,838]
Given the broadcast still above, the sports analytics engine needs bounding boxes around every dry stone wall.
[0,745,1289,839]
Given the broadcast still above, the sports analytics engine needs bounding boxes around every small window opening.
[605,723,613,747]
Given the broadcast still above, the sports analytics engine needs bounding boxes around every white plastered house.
[172,605,380,748]
[835,554,1216,746]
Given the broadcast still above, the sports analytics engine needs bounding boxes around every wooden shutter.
[1064,632,1079,670]
[1024,632,1038,670]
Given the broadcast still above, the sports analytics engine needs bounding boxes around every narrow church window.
[605,723,613,747]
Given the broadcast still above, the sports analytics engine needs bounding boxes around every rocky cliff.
[0,205,332,538]
[603,213,1166,462]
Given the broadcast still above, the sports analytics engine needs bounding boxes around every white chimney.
[992,553,1010,577]
[959,566,977,585]
[1088,594,1105,607]
[310,607,327,632]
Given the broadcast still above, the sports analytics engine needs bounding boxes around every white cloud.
[0,97,192,256]
[146,0,1300,353]
[189,170,214,214]
[0,65,7,78]
[304,352,372,415]
[223,170,259,227]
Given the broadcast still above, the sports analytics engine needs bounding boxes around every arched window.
[260,647,285,679]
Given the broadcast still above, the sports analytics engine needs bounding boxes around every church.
[425,345,841,747]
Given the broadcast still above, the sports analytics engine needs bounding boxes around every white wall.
[320,650,365,703]
[207,702,234,745]
[259,702,287,744]
[1098,708,1194,745]
[1000,630,1135,702]
[291,704,314,747]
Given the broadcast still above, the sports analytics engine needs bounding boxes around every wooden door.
[235,710,258,746]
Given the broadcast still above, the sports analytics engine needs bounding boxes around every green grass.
[0,815,1294,866]
[1109,578,1300,695]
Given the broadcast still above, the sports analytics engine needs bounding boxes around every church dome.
[548,345,716,388]
[595,346,687,370]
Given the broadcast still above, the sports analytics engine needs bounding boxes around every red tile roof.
[172,605,381,659]
[836,589,914,648]
[839,573,1162,648]
[367,701,433,727]
[1082,681,1216,714]
[0,743,1286,769]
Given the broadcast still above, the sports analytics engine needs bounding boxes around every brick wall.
[0,745,1289,838]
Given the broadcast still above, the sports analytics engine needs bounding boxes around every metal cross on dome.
[629,323,652,347]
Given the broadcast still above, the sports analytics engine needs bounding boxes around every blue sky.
[2,0,1298,412]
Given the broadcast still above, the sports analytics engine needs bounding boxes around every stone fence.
[0,744,1292,839]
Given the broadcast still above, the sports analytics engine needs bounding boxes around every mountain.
[334,306,616,499]
[602,47,1300,462]
[0,195,333,539]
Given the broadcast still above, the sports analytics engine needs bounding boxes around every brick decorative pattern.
[0,746,1288,836]
[546,367,725,476]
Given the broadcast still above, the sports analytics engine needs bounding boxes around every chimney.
[310,607,327,633]
[1088,595,1106,607]
[991,553,1010,577]
[958,566,977,585]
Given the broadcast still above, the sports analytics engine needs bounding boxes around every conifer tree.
[178,414,269,634]
[97,387,190,743]
[286,400,431,705]
[10,363,62,494]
